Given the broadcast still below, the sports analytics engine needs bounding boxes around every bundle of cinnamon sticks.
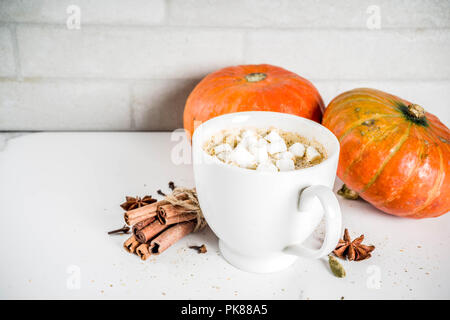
[122,189,201,261]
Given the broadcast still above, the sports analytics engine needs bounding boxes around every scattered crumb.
[109,284,113,287]
[101,290,104,294]
[341,296,345,300]
[162,292,166,296]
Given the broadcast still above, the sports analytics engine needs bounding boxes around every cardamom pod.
[329,255,346,278]
[337,184,359,200]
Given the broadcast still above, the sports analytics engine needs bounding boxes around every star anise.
[120,195,157,211]
[333,228,375,261]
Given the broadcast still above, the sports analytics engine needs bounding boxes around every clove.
[189,244,207,254]
[108,225,130,235]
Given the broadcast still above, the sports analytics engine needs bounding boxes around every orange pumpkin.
[323,88,450,219]
[183,64,324,139]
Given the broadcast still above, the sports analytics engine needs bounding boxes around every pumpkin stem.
[245,72,267,83]
[337,184,359,200]
[406,104,425,119]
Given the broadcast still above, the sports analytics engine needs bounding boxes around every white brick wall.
[0,81,130,130]
[245,29,450,80]
[0,27,16,77]
[0,0,166,25]
[169,0,450,28]
[17,26,244,79]
[0,0,449,131]
[131,79,200,130]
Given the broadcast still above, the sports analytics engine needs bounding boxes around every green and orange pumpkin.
[184,64,324,140]
[323,88,449,218]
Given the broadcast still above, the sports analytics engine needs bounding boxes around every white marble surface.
[0,132,449,300]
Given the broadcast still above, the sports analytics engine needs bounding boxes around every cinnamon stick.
[157,204,191,224]
[124,201,162,226]
[123,235,140,253]
[136,243,151,261]
[150,221,195,255]
[132,217,156,235]
[135,219,170,244]
[163,212,197,225]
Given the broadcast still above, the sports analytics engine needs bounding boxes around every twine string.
[163,187,206,232]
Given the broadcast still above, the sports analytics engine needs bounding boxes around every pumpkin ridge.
[327,96,395,121]
[412,128,446,216]
[281,84,321,116]
[361,122,412,193]
[336,88,395,104]
[427,115,450,133]
[428,125,450,153]
[342,123,402,181]
[325,103,400,133]
[330,89,387,107]
[380,127,425,206]
[338,114,402,143]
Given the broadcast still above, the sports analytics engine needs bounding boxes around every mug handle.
[283,185,342,259]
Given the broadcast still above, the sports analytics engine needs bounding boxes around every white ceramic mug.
[192,111,342,273]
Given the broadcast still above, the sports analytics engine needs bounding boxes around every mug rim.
[192,111,340,176]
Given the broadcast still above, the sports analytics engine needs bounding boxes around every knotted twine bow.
[163,187,207,232]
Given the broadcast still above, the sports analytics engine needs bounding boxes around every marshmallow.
[256,161,278,172]
[248,138,267,150]
[216,151,231,163]
[230,146,256,168]
[207,127,324,172]
[249,139,266,151]
[264,130,283,143]
[276,159,295,171]
[257,138,268,146]
[251,145,269,163]
[241,129,256,139]
[305,146,321,162]
[267,139,287,154]
[214,143,232,154]
[289,142,305,157]
[240,135,258,149]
